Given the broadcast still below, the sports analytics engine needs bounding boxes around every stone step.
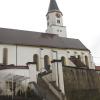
[37,77,59,100]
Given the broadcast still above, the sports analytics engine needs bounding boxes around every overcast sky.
[0,0,100,65]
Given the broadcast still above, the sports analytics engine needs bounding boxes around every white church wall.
[39,48,52,70]
[0,69,29,87]
[51,61,65,94]
[0,69,29,78]
[28,63,37,83]
[66,49,95,69]
[0,45,3,64]
[17,46,35,65]
[51,25,67,37]
[57,50,75,67]
[0,44,95,69]
[90,54,95,69]
[0,44,16,65]
[46,12,67,37]
[0,68,30,95]
[58,61,65,94]
[84,52,95,69]
[47,12,63,27]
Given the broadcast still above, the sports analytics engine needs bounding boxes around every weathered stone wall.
[63,66,100,100]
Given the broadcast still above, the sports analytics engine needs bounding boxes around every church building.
[0,0,95,98]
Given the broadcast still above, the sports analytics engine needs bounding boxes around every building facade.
[0,0,95,98]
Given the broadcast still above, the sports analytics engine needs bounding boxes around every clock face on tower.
[56,13,61,18]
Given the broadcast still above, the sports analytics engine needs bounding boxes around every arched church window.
[47,22,49,26]
[33,54,39,71]
[61,56,66,66]
[78,55,81,61]
[47,15,49,20]
[85,56,89,67]
[60,30,62,32]
[3,48,8,65]
[74,52,77,54]
[67,51,70,53]
[57,20,60,24]
[44,55,50,71]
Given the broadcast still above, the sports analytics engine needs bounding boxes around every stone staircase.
[69,56,87,68]
[37,77,59,100]
[37,72,66,100]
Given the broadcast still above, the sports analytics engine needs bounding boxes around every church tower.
[46,0,67,37]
